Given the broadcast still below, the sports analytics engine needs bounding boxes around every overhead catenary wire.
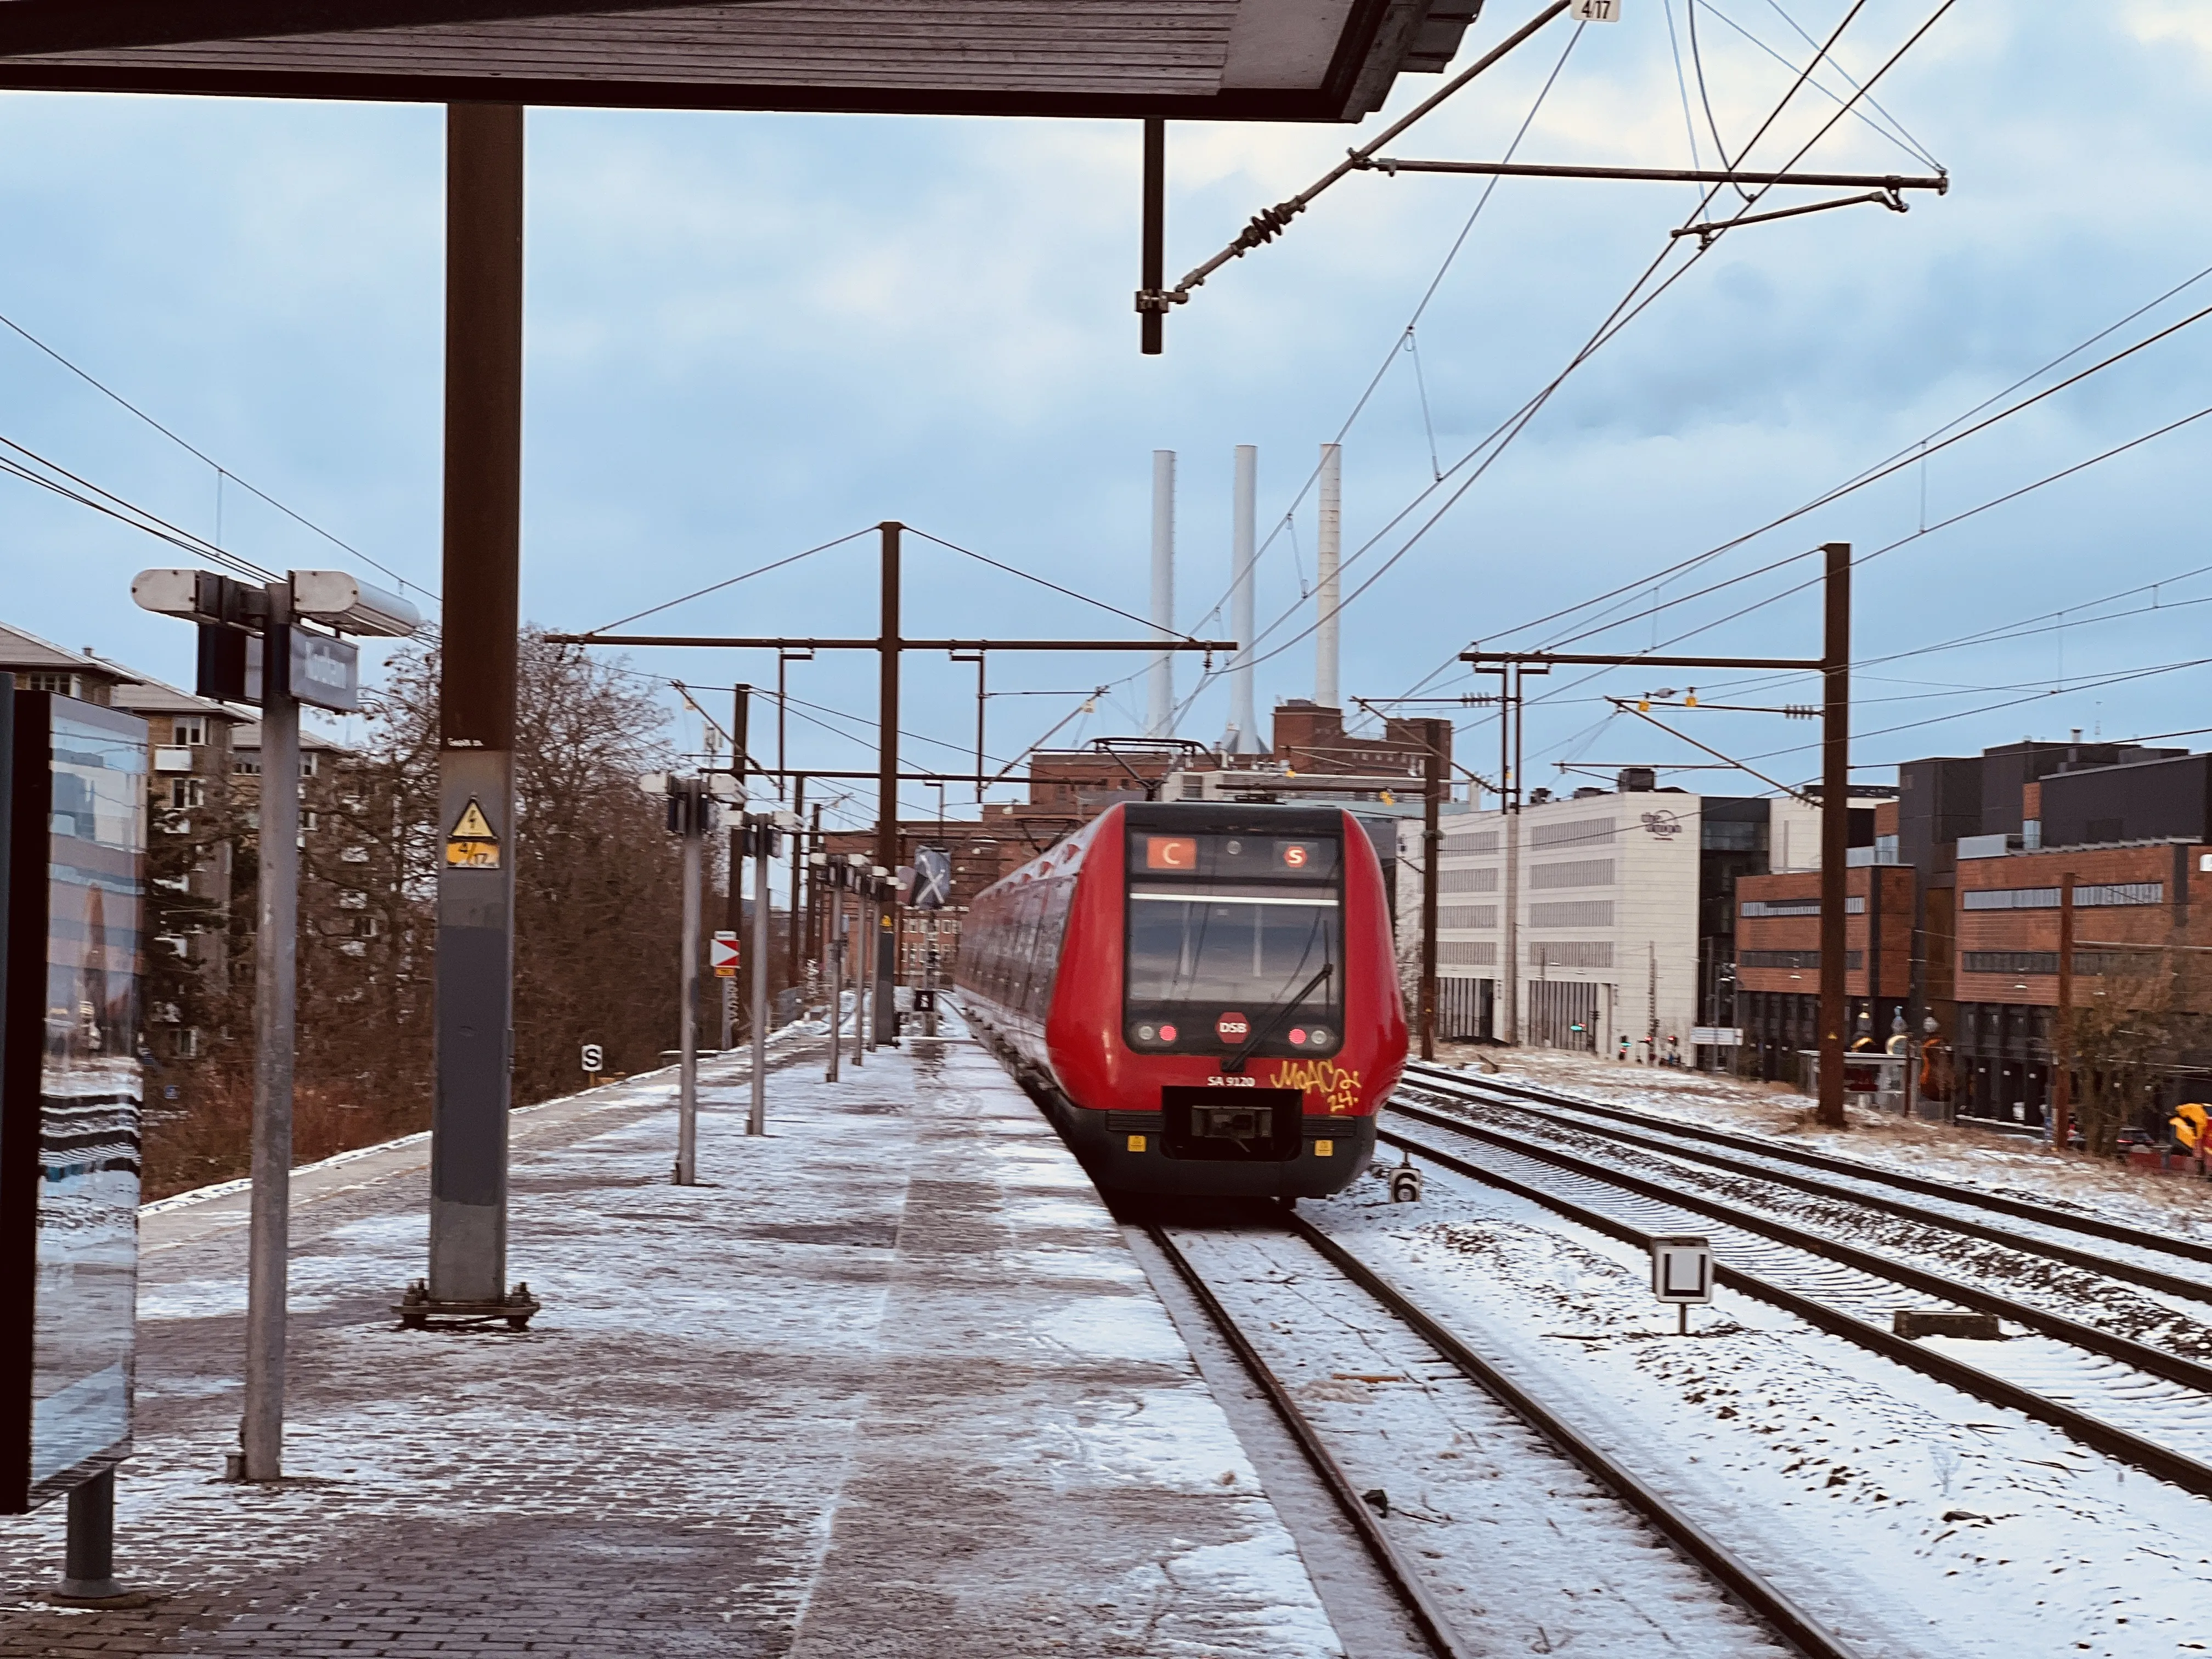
[1195,0,1949,709]
[584,528,877,635]
[0,433,278,583]
[1178,22,1588,641]
[0,306,427,596]
[905,527,1218,645]
[1589,394,2212,673]
[1492,252,2212,658]
[1741,0,1943,169]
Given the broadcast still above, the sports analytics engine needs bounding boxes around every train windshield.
[1124,829,1342,1051]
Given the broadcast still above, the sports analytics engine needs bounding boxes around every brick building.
[1734,806,1915,1080]
[811,703,1439,994]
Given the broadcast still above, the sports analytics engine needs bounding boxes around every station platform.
[0,1032,1340,1658]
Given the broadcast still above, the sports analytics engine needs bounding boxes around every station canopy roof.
[0,0,1481,118]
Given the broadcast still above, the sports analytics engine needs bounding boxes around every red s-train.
[955,801,1407,1198]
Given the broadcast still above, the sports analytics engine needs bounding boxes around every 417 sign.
[1570,0,1620,18]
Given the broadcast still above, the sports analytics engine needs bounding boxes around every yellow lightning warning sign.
[445,798,500,870]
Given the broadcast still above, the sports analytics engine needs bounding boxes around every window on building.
[1740,897,1867,917]
[301,752,321,777]
[1530,817,1614,849]
[234,756,261,776]
[1439,941,1497,966]
[1736,949,1865,970]
[1528,899,1614,928]
[168,777,205,810]
[1702,820,1764,852]
[172,1027,200,1059]
[1527,940,1613,968]
[1438,866,1498,894]
[1962,883,2162,911]
[1962,950,2060,975]
[173,716,207,746]
[22,671,82,698]
[1530,859,1614,890]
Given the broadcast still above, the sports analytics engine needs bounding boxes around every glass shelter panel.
[5,694,145,1509]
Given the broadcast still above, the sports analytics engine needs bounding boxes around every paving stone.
[0,1038,1340,1658]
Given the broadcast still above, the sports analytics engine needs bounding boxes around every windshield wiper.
[1222,963,1333,1076]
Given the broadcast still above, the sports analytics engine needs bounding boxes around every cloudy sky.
[4,2,2210,825]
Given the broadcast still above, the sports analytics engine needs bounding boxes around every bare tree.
[143,629,686,1195]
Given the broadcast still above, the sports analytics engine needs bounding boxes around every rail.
[1379,1108,2212,1499]
[1401,1064,2212,1305]
[1407,1063,2212,1267]
[1148,1220,1864,1659]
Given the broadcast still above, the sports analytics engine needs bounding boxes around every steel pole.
[853,888,871,1066]
[429,101,523,1308]
[973,655,986,804]
[242,581,297,1482]
[922,917,940,1037]
[676,787,702,1183]
[787,776,806,991]
[1420,719,1444,1061]
[825,883,843,1084]
[1229,445,1258,752]
[1140,117,1165,356]
[1817,543,1852,1130]
[1316,443,1341,708]
[2053,872,2075,1152]
[749,821,771,1135]
[875,525,902,1046]
[728,685,749,1041]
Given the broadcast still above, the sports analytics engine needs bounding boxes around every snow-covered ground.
[1305,1150,2212,1659]
[1405,1084,2212,1366]
[2,1031,1344,1657]
[1437,1045,2212,1243]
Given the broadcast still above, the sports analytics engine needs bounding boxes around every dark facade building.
[1951,834,2209,1125]
[2038,751,2212,849]
[1768,737,2212,1129]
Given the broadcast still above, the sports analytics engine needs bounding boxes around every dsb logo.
[1216,1012,1250,1041]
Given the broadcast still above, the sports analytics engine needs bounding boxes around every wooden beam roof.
[0,0,1482,119]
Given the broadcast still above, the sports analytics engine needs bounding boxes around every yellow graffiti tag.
[1269,1057,1364,1115]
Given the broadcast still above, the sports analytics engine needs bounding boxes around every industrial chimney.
[1225,444,1262,754]
[1147,450,1175,737]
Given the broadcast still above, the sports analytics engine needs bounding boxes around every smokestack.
[1227,444,1260,754]
[1147,450,1176,737]
[1316,442,1341,709]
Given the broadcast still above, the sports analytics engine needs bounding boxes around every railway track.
[1144,1216,1863,1659]
[1378,1082,2212,1499]
[1406,1062,2212,1284]
[1400,1063,2212,1342]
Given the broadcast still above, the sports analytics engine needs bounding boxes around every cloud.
[4,2,2212,804]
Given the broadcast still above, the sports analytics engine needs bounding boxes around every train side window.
[1026,878,1076,1016]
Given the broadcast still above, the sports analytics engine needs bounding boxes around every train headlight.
[1309,1028,1330,1046]
[1158,1024,1177,1043]
[1136,1025,1156,1042]
[1289,1028,1307,1045]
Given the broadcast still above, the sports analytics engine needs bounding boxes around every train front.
[1047,802,1406,1199]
